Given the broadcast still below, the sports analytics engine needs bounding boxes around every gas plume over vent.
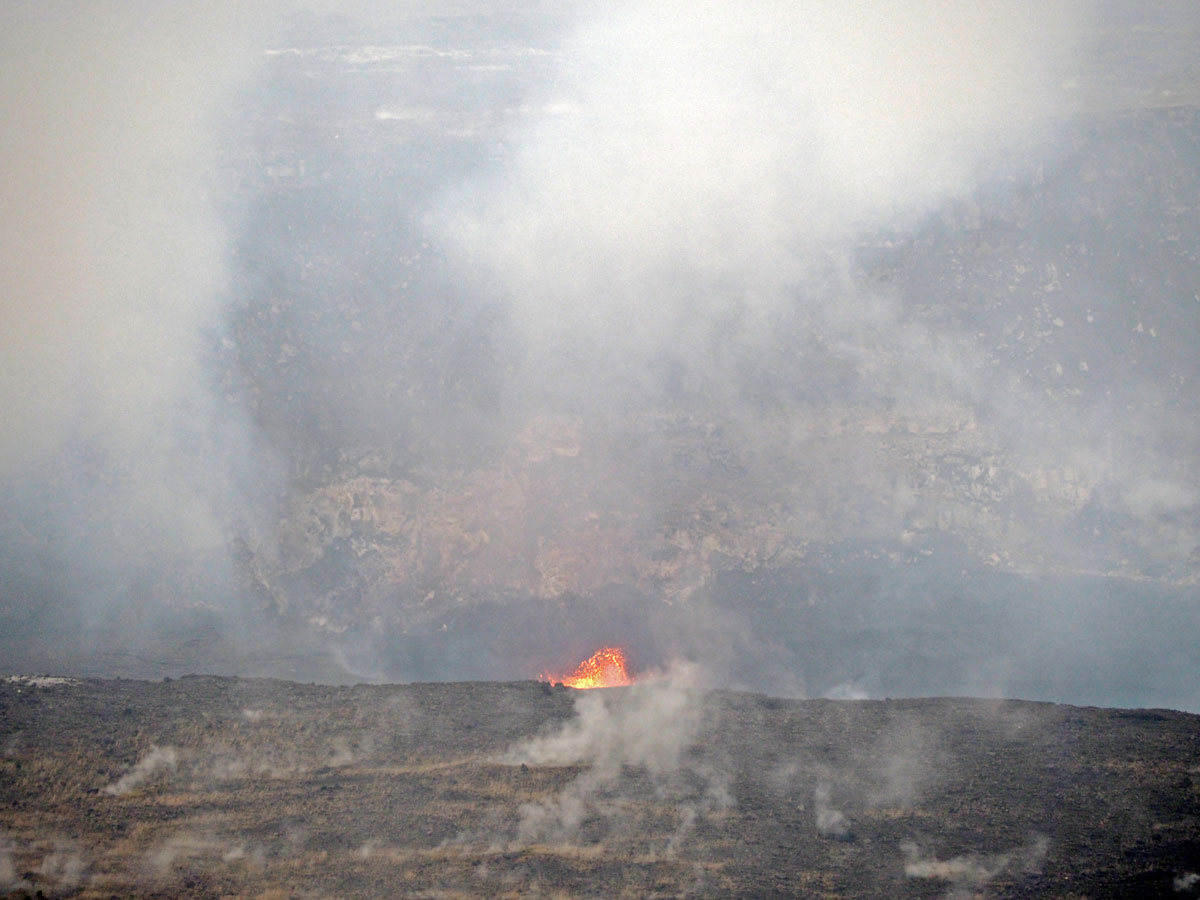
[0,1,1199,711]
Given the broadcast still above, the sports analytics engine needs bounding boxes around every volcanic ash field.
[2,675,1199,899]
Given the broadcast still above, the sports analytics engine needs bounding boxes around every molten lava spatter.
[545,646,634,689]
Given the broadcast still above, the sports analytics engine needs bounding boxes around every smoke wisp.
[503,666,729,851]
[902,834,1050,899]
[104,745,180,797]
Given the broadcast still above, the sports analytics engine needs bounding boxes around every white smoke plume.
[0,2,304,672]
[1177,872,1200,893]
[0,2,285,514]
[0,833,28,894]
[813,781,851,839]
[438,0,1090,367]
[0,0,447,673]
[37,838,88,890]
[104,745,179,796]
[864,720,944,809]
[902,834,1049,899]
[0,833,88,894]
[2,0,1198,712]
[504,665,728,850]
[0,2,420,471]
[143,832,227,880]
[515,671,701,774]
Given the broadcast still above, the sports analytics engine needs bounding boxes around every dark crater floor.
[1,676,1198,899]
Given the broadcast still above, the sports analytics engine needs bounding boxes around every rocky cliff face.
[259,403,1143,634]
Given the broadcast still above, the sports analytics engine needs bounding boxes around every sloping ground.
[1,676,1198,899]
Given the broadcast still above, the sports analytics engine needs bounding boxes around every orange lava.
[544,646,634,689]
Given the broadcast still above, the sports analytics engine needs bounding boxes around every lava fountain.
[544,646,634,689]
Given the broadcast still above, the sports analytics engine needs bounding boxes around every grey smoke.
[1177,872,1200,892]
[863,721,943,810]
[0,832,88,894]
[37,839,88,891]
[902,834,1050,899]
[813,782,851,839]
[0,2,291,670]
[105,745,180,796]
[1,0,1198,711]
[143,832,229,880]
[0,833,28,895]
[439,0,1087,349]
[504,665,728,850]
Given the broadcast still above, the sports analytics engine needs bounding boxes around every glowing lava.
[545,646,634,689]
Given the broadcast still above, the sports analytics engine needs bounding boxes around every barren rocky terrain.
[2,675,1198,899]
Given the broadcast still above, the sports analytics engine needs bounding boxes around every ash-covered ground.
[2,675,1199,899]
